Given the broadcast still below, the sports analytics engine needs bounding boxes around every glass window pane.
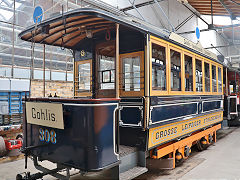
[0,66,11,77]
[196,59,203,92]
[52,71,66,81]
[34,69,50,80]
[205,62,210,92]
[170,49,181,91]
[123,56,141,91]
[184,55,193,91]
[152,43,166,91]
[78,63,91,91]
[98,56,115,89]
[67,73,73,81]
[212,65,217,92]
[14,68,30,79]
[218,67,222,92]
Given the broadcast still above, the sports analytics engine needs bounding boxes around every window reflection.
[170,49,181,91]
[185,55,193,91]
[152,43,166,91]
[205,62,210,92]
[218,67,222,92]
[123,56,141,91]
[196,59,203,92]
[212,65,217,92]
[78,63,91,91]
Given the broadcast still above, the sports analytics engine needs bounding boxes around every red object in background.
[4,139,22,151]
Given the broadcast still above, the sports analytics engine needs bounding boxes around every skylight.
[0,1,21,21]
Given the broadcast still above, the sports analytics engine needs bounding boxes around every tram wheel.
[175,158,184,166]
[175,151,184,166]
[196,138,209,151]
[16,174,23,180]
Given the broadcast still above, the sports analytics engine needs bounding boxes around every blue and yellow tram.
[17,8,224,180]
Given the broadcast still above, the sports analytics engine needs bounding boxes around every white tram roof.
[19,8,219,63]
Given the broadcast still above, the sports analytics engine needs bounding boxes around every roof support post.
[11,0,15,78]
[115,23,120,99]
[153,0,175,32]
[211,0,213,25]
[43,44,46,97]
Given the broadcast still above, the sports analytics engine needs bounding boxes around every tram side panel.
[23,99,119,171]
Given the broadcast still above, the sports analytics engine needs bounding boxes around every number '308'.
[39,128,56,144]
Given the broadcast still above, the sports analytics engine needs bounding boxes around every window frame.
[203,59,212,94]
[119,51,144,97]
[74,59,92,97]
[217,66,223,94]
[150,38,169,96]
[183,52,195,93]
[195,56,204,94]
[169,45,183,95]
[149,35,224,96]
[211,63,218,94]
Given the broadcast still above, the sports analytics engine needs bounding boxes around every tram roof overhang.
[19,8,223,64]
[19,8,169,50]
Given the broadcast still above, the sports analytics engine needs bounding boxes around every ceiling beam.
[120,0,164,12]
[218,0,236,19]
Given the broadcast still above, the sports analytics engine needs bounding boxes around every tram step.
[119,145,147,179]
[119,166,148,180]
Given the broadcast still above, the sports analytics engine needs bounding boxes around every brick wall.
[31,80,73,98]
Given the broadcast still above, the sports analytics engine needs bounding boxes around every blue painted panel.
[203,101,221,112]
[24,100,119,171]
[120,106,142,126]
[151,103,198,124]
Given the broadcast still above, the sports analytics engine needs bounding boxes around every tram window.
[212,65,217,92]
[170,49,181,91]
[122,56,141,91]
[218,67,222,92]
[196,59,203,92]
[99,56,115,89]
[78,63,91,91]
[205,62,210,92]
[184,55,193,91]
[152,43,166,91]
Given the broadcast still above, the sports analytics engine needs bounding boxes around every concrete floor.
[0,127,239,180]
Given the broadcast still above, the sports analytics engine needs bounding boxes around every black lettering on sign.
[32,108,36,118]
[155,127,178,140]
[156,132,159,140]
[31,108,56,122]
[182,120,201,131]
[51,113,55,121]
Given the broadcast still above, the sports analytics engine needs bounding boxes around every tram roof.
[19,8,169,49]
[19,8,220,63]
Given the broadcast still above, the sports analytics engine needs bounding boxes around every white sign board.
[26,102,64,129]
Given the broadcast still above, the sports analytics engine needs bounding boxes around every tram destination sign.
[26,102,64,129]
[148,111,223,148]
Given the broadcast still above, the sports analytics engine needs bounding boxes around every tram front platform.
[0,127,239,180]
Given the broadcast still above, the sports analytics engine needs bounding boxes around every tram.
[17,8,224,180]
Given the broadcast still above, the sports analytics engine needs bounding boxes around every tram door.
[95,41,116,98]
[75,60,92,97]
